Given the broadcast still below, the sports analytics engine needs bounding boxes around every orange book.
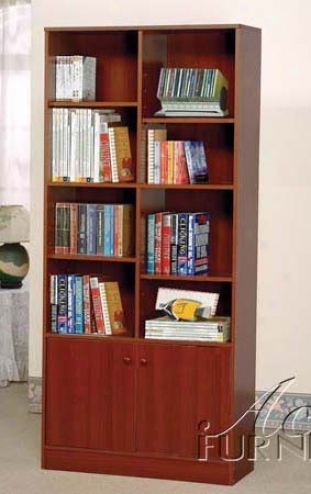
[114,204,134,257]
[99,281,127,335]
[109,126,134,182]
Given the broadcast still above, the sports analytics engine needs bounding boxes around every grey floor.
[0,383,310,494]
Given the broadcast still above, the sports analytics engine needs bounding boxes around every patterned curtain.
[0,0,31,209]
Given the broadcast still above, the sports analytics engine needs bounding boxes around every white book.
[155,287,219,317]
[108,128,120,183]
[98,282,112,335]
[69,109,78,182]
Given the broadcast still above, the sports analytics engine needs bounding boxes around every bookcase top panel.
[44,24,260,33]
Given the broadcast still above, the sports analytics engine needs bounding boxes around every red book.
[89,276,105,334]
[99,132,112,182]
[174,141,189,184]
[69,202,78,254]
[162,213,172,275]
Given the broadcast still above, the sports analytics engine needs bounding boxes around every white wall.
[30,0,311,393]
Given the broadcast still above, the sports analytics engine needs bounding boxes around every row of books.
[146,211,210,276]
[145,125,208,184]
[156,67,228,117]
[157,68,227,102]
[50,108,133,183]
[145,316,230,342]
[50,274,127,336]
[55,202,133,257]
[55,55,97,101]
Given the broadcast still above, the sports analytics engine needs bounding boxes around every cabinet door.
[45,338,135,451]
[136,343,232,460]
[136,343,198,458]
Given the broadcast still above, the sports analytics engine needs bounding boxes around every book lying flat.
[145,316,230,342]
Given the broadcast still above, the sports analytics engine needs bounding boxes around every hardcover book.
[109,126,134,182]
[184,141,208,184]
[99,281,127,335]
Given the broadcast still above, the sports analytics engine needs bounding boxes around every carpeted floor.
[1,382,311,494]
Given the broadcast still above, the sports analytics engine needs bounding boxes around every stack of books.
[144,287,229,342]
[155,67,228,117]
[145,316,230,342]
[55,55,97,101]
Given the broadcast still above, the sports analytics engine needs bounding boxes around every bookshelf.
[42,24,261,485]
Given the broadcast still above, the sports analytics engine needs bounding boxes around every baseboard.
[27,377,311,431]
[255,390,311,431]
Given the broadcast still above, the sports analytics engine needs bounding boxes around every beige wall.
[30,0,311,393]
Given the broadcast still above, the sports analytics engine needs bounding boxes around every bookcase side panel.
[231,26,261,481]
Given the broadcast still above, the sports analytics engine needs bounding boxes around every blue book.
[188,212,210,275]
[86,203,97,255]
[104,204,114,256]
[74,274,84,334]
[146,213,156,274]
[194,212,210,275]
[170,213,178,275]
[184,141,208,184]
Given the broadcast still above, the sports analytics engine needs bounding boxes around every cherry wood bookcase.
[42,24,261,485]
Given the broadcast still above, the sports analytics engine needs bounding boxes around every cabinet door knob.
[123,357,132,364]
[140,358,148,366]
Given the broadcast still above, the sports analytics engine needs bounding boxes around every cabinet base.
[43,447,254,485]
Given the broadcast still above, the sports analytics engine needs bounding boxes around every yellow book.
[109,126,134,182]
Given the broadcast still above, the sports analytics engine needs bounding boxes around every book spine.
[159,140,168,184]
[69,202,78,254]
[113,126,134,182]
[146,213,155,274]
[67,273,76,334]
[170,213,179,275]
[57,273,68,333]
[154,212,164,274]
[108,127,119,183]
[101,281,127,335]
[98,282,112,335]
[174,141,189,184]
[96,204,105,255]
[55,202,70,255]
[113,204,121,257]
[89,276,105,334]
[177,213,189,275]
[187,213,195,275]
[50,274,58,333]
[99,129,112,182]
[162,213,172,275]
[166,140,175,184]
[103,204,114,256]
[86,203,97,255]
[74,274,84,333]
[82,274,92,334]
[194,212,210,275]
[77,203,87,254]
